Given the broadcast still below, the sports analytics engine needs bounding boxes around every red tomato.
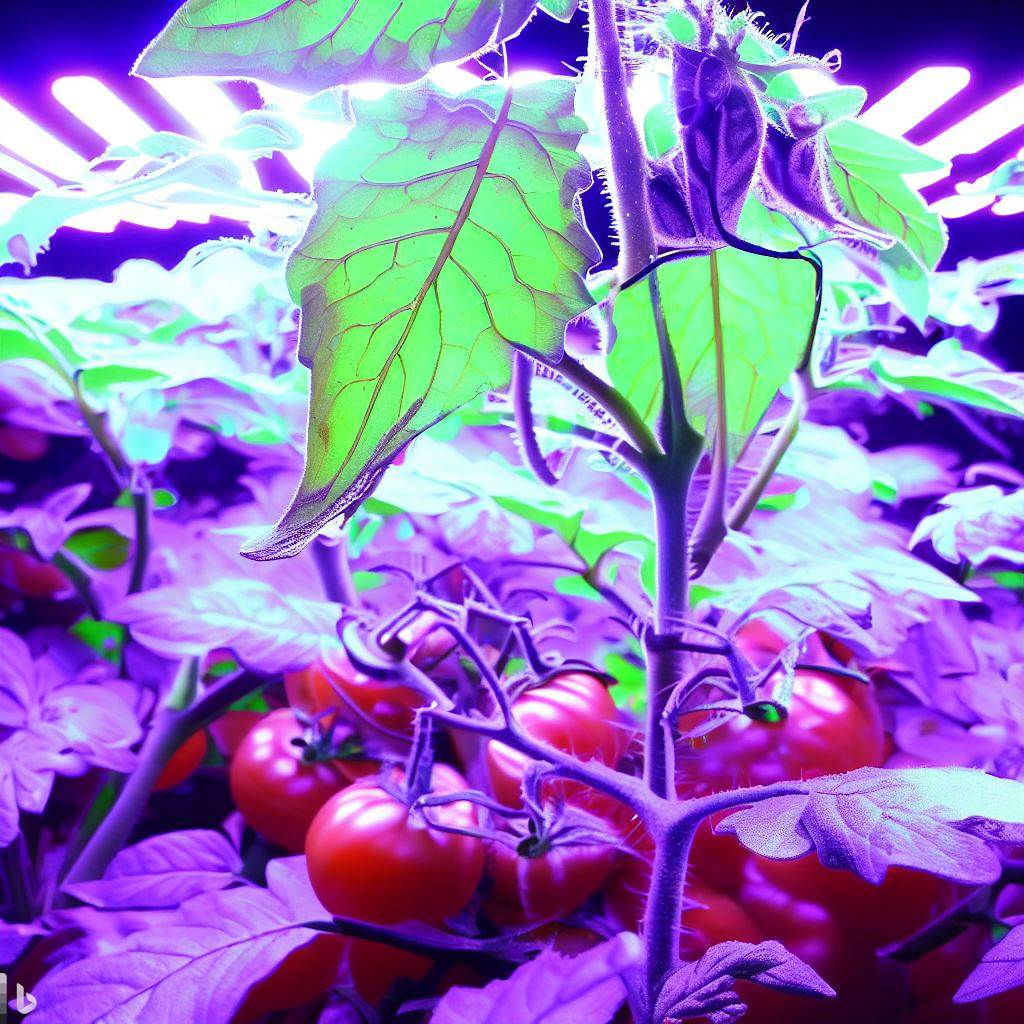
[231,935,346,1024]
[209,710,265,759]
[756,854,959,950]
[0,546,66,598]
[0,424,50,461]
[678,668,885,793]
[344,937,433,1005]
[153,730,208,791]
[230,709,370,853]
[485,672,623,808]
[737,858,904,1024]
[680,882,764,957]
[983,983,1024,1024]
[305,763,485,925]
[484,835,616,924]
[905,925,987,1019]
[603,854,650,934]
[285,647,424,736]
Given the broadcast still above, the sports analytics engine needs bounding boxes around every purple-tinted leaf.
[0,483,92,559]
[115,580,343,674]
[0,632,140,843]
[63,830,243,909]
[656,940,834,1023]
[955,924,1024,1002]
[718,767,1024,886]
[32,858,333,1024]
[911,485,1024,567]
[431,932,640,1024]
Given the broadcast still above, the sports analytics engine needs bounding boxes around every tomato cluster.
[195,618,1012,1021]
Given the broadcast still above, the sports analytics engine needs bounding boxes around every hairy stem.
[590,0,657,279]
[512,351,559,485]
[544,351,660,465]
[640,821,696,1024]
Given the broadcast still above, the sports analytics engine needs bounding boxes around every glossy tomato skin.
[484,836,616,925]
[153,730,208,791]
[230,709,367,853]
[485,672,623,808]
[231,935,346,1024]
[285,647,424,736]
[305,763,485,926]
[678,668,886,793]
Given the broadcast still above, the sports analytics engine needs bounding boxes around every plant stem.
[51,550,102,619]
[313,535,360,607]
[590,0,657,279]
[127,476,151,594]
[640,821,696,1024]
[545,351,661,465]
[643,441,700,798]
[61,663,262,888]
[512,351,559,485]
[727,369,808,531]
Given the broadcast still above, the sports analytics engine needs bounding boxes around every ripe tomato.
[344,938,433,1005]
[305,763,485,925]
[678,668,885,793]
[285,646,424,736]
[153,730,208,791]
[484,835,616,925]
[230,709,370,853]
[983,983,1024,1024]
[231,935,346,1024]
[209,709,265,759]
[755,854,959,950]
[485,672,623,808]
[0,546,66,598]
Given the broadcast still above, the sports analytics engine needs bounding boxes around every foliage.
[1,1,1023,1023]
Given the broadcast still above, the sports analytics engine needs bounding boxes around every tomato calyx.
[289,710,368,768]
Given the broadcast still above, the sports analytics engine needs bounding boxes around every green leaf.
[135,0,537,93]
[876,239,930,329]
[539,0,578,19]
[825,120,947,269]
[243,79,598,559]
[607,248,817,449]
[65,527,131,570]
[842,339,1024,419]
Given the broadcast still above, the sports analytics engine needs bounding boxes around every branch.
[590,0,657,278]
[512,351,560,486]
[727,369,809,532]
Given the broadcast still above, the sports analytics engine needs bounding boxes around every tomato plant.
[3,1,1024,1023]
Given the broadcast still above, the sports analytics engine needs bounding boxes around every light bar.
[929,193,993,219]
[0,151,54,190]
[141,76,242,142]
[51,76,153,145]
[911,82,1024,189]
[0,92,89,179]
[860,67,970,136]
